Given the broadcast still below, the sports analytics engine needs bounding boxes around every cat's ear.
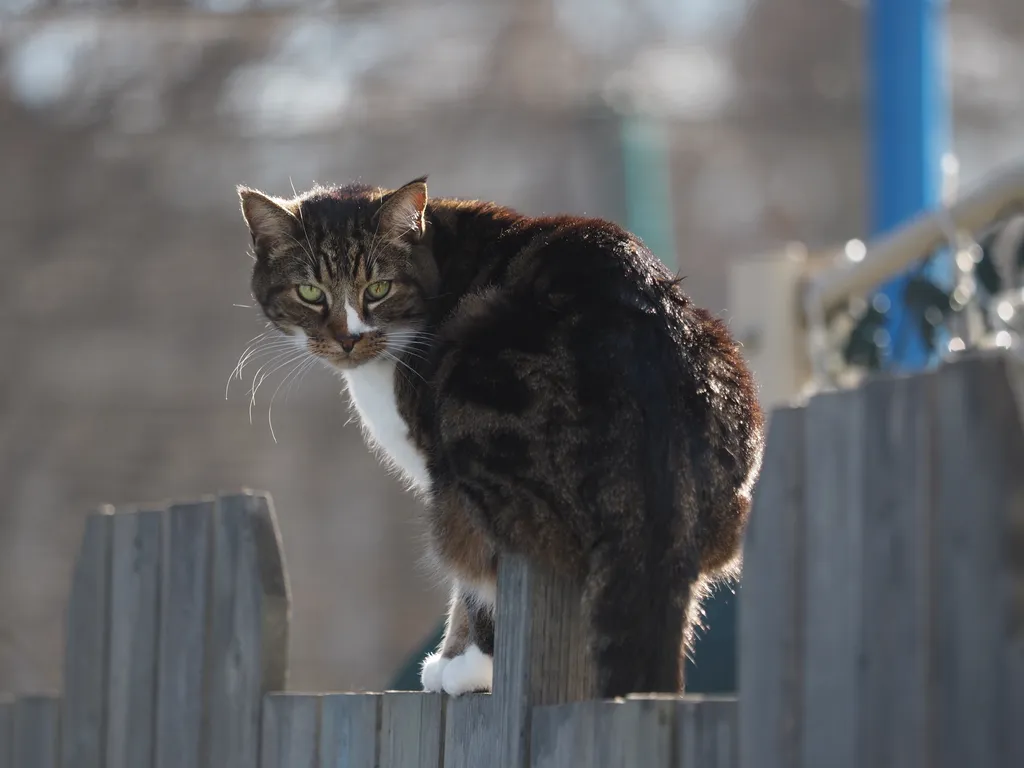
[237,186,300,254]
[377,177,428,242]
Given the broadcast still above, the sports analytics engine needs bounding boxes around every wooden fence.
[1,350,1023,767]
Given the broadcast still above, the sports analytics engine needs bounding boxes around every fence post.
[13,695,60,768]
[492,555,597,768]
[929,353,1024,767]
[739,350,1024,768]
[739,406,806,768]
[0,695,12,768]
[61,508,113,768]
[56,490,290,768]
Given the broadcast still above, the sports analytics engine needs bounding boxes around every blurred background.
[1,0,1023,696]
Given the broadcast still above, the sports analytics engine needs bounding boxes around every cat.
[237,177,764,698]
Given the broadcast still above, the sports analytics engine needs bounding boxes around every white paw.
[420,651,450,692]
[441,644,493,696]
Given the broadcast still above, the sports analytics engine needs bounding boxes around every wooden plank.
[154,500,212,768]
[931,352,1024,768]
[0,696,13,768]
[319,693,381,768]
[379,692,444,768]
[1002,355,1024,768]
[530,700,598,768]
[13,695,60,768]
[259,694,320,768]
[493,555,596,768]
[442,694,491,768]
[61,508,113,768]
[105,509,162,768]
[799,388,865,768]
[674,696,738,768]
[203,492,290,768]
[591,698,674,768]
[858,372,934,768]
[738,406,806,768]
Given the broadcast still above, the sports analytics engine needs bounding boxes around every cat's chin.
[320,352,384,372]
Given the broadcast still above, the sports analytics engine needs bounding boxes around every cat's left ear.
[377,177,428,242]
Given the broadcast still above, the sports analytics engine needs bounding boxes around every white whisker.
[268,354,316,443]
[226,334,297,398]
[247,351,307,423]
[381,349,426,383]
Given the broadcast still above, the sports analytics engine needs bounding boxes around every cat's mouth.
[307,330,388,369]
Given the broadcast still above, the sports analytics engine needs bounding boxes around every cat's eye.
[365,280,392,301]
[296,284,325,304]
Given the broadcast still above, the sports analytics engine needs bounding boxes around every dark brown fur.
[238,178,764,697]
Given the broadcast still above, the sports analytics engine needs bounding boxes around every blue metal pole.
[868,0,950,368]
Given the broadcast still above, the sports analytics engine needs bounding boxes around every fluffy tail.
[582,541,696,697]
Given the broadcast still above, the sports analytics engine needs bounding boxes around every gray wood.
[674,696,738,768]
[493,555,596,768]
[319,693,381,768]
[61,508,113,768]
[259,694,320,768]
[1000,354,1024,768]
[203,492,290,768]
[591,698,674,768]
[738,406,806,768]
[799,388,865,768]
[379,692,444,768]
[13,695,60,768]
[106,508,162,768]
[154,500,212,768]
[529,701,598,768]
[858,373,934,768]
[442,694,492,768]
[0,696,13,768]
[932,352,1024,768]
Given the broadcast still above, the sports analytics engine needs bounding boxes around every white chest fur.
[343,359,430,491]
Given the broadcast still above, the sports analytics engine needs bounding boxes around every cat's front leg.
[420,582,466,692]
[421,581,495,696]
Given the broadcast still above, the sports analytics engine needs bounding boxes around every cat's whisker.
[244,347,306,400]
[226,336,296,398]
[248,351,308,424]
[229,339,301,390]
[284,356,318,403]
[235,340,297,375]
[381,349,426,383]
[268,354,316,443]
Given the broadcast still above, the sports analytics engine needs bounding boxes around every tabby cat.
[237,177,764,698]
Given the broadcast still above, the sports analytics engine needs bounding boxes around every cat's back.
[471,210,678,313]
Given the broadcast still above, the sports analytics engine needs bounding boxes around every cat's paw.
[420,651,450,693]
[441,644,493,696]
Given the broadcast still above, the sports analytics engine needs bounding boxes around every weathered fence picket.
[13,696,59,768]
[1,351,1022,766]
[0,696,12,768]
[740,351,1024,768]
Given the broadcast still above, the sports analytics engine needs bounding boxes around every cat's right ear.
[237,186,300,256]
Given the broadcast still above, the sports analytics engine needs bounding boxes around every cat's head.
[237,178,438,370]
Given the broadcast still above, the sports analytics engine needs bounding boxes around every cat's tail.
[579,319,701,697]
[581,539,695,697]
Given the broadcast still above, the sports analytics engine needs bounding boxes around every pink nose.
[336,333,361,352]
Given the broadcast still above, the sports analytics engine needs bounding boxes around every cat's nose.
[335,332,361,353]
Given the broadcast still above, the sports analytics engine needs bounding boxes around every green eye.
[365,280,392,301]
[296,284,324,303]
